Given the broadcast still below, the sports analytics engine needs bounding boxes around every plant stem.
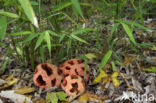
[115,0,121,19]
[29,41,35,70]
[10,36,22,65]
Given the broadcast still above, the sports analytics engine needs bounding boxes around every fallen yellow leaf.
[151,46,156,51]
[111,72,120,88]
[78,93,88,103]
[93,70,120,89]
[36,99,45,103]
[93,70,108,84]
[85,53,96,60]
[0,75,19,89]
[15,86,35,95]
[78,92,107,103]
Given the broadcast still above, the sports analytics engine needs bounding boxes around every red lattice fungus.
[58,59,90,81]
[33,63,63,89]
[61,75,85,96]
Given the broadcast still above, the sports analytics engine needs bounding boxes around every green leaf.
[111,61,116,72]
[121,23,137,44]
[62,12,78,26]
[2,57,10,73]
[85,53,96,60]
[143,67,156,73]
[56,92,68,101]
[47,30,59,37]
[22,33,38,43]
[67,38,72,55]
[40,46,45,63]
[46,93,58,103]
[114,19,150,31]
[0,43,6,47]
[9,31,32,36]
[44,31,51,56]
[52,1,72,12]
[71,35,88,44]
[0,11,19,18]
[18,0,38,27]
[136,42,153,47]
[59,34,66,43]
[71,0,84,18]
[98,49,113,72]
[84,58,88,80]
[71,28,95,35]
[0,16,7,41]
[35,33,45,50]
[30,1,38,5]
[107,23,120,44]
[130,0,136,9]
[125,21,150,31]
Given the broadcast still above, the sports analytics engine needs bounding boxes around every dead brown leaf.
[123,53,131,66]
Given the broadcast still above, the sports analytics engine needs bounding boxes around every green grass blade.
[0,16,7,41]
[62,12,78,26]
[44,31,51,57]
[67,38,72,57]
[22,33,38,43]
[40,46,45,63]
[18,0,38,28]
[59,34,66,43]
[121,23,137,44]
[52,1,72,12]
[143,67,156,73]
[35,33,45,50]
[47,30,60,37]
[98,49,113,72]
[0,11,19,18]
[71,35,88,44]
[111,61,116,72]
[114,19,150,31]
[124,20,150,31]
[107,23,120,44]
[0,43,6,47]
[9,31,32,36]
[71,0,84,19]
[71,28,95,35]
[2,58,10,73]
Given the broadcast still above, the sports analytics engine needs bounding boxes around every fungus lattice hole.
[51,78,56,86]
[41,64,53,76]
[62,79,67,87]
[71,75,78,79]
[81,67,84,71]
[68,61,74,65]
[77,60,83,64]
[80,76,84,79]
[66,66,71,70]
[65,74,69,77]
[37,75,46,86]
[57,69,63,75]
[75,69,79,75]
[72,83,78,88]
[70,88,76,93]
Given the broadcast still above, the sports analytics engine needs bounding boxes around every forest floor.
[0,16,156,103]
